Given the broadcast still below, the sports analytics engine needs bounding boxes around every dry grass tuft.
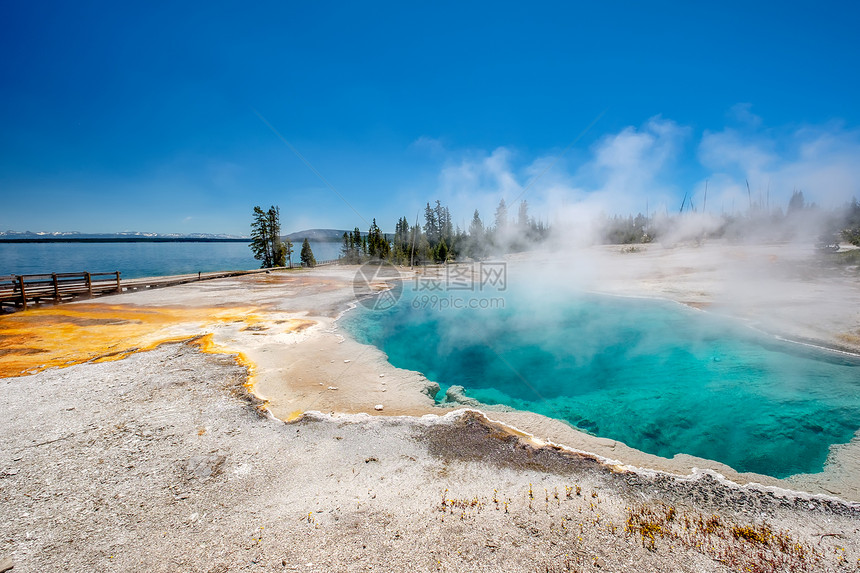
[626,503,823,572]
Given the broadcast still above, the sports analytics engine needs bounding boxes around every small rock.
[327,386,338,391]
[442,385,479,407]
[379,374,384,378]
[374,404,384,411]
[344,359,351,363]
[420,379,441,399]
[0,556,14,573]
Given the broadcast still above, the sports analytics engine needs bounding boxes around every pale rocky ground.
[1,241,860,571]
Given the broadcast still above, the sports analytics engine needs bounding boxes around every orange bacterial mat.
[0,303,268,378]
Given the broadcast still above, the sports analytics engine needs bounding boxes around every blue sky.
[2,1,859,235]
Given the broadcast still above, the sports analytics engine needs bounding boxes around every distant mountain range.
[0,230,250,242]
[0,229,353,242]
[283,228,350,242]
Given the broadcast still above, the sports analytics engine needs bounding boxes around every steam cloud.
[424,109,860,248]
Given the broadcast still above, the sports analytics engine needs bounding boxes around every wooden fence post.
[52,273,60,302]
[115,271,121,293]
[84,272,93,297]
[17,275,27,310]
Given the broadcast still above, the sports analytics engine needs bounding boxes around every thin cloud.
[409,136,446,156]
[699,121,860,209]
[727,103,763,128]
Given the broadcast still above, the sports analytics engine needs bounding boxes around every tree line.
[340,198,548,265]
[253,192,860,269]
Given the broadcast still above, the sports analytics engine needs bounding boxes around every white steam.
[423,109,860,249]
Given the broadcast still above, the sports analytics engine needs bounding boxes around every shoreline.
[319,406,860,511]
[582,286,860,359]
[333,277,860,491]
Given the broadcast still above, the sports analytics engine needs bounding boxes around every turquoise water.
[0,241,342,278]
[342,289,860,478]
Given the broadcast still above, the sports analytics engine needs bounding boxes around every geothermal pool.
[342,290,860,478]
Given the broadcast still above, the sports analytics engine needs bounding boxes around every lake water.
[342,288,860,478]
[0,241,343,279]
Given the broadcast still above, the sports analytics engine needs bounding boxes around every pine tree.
[467,210,486,259]
[434,200,452,245]
[282,237,292,268]
[518,200,529,230]
[449,227,465,260]
[494,198,508,232]
[376,226,390,259]
[341,230,362,263]
[366,218,390,260]
[436,238,448,263]
[393,216,412,264]
[300,238,316,267]
[424,202,439,245]
[414,228,431,264]
[420,200,455,258]
[250,206,272,268]
[491,198,509,252]
[470,210,484,238]
[341,232,350,261]
[352,228,363,261]
[367,219,380,257]
[250,205,287,268]
[788,190,806,213]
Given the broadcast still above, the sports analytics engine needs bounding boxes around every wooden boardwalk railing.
[0,268,275,311]
[1,272,122,310]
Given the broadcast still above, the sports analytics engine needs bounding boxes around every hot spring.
[342,286,860,478]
